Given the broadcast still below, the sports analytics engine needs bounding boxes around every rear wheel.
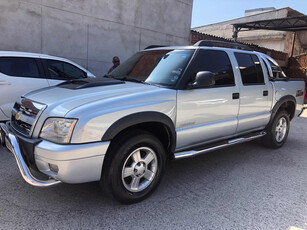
[262,110,290,149]
[101,132,166,204]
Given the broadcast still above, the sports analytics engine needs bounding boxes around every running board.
[174,131,266,160]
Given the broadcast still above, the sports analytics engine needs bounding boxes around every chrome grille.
[14,103,39,117]
[11,98,46,136]
[11,117,32,134]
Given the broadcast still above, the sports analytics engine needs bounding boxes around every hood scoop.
[57,77,125,89]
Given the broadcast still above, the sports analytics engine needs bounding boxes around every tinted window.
[251,55,264,83]
[193,50,235,86]
[235,53,264,85]
[0,57,40,78]
[45,60,86,80]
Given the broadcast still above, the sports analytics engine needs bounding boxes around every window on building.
[0,57,40,78]
[193,50,235,86]
[235,53,265,85]
[45,60,86,80]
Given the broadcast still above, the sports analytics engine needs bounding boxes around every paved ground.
[0,114,307,230]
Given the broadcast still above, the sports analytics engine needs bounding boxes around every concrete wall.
[0,0,193,76]
[245,39,285,52]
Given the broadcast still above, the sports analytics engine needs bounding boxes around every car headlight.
[39,118,77,144]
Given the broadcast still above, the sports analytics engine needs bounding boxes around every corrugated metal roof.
[233,16,307,32]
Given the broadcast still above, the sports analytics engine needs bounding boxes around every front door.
[176,49,240,150]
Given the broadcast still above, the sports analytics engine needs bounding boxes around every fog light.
[49,163,59,173]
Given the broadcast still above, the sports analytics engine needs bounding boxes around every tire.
[101,131,166,204]
[262,110,290,149]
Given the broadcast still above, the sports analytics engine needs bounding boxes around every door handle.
[232,93,240,100]
[263,90,268,96]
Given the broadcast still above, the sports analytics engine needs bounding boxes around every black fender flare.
[269,95,296,124]
[102,112,176,153]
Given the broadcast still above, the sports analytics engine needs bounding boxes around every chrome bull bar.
[0,123,61,187]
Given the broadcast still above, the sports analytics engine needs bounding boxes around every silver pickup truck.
[0,41,306,203]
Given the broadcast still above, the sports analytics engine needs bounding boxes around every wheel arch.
[270,95,296,124]
[102,112,176,155]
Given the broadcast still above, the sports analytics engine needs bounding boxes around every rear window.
[235,53,265,85]
[0,57,40,78]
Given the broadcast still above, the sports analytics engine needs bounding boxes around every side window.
[251,55,264,83]
[194,50,235,87]
[45,60,86,80]
[0,57,40,78]
[235,53,264,85]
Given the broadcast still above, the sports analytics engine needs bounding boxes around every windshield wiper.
[119,77,145,83]
[104,75,158,86]
[124,78,142,83]
[64,79,89,84]
[103,74,115,79]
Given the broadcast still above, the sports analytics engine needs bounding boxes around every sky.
[191,0,307,28]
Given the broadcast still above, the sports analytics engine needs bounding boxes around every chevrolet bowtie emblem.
[14,112,22,121]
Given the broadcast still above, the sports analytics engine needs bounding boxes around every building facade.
[0,0,193,76]
[193,7,307,58]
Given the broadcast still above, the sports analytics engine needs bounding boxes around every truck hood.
[24,79,174,117]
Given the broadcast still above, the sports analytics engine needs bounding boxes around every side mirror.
[189,71,215,89]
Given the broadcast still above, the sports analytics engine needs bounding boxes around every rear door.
[0,57,49,119]
[234,52,271,133]
[42,59,88,86]
[176,49,240,149]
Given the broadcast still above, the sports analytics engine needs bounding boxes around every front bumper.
[0,122,110,187]
[0,122,60,187]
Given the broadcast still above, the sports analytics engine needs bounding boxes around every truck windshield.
[109,49,194,87]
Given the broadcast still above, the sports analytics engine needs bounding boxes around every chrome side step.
[174,131,266,160]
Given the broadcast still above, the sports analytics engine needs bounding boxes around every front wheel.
[262,110,290,149]
[101,132,166,204]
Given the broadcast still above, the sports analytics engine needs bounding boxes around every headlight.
[39,118,77,144]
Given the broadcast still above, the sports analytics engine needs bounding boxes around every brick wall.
[286,53,307,89]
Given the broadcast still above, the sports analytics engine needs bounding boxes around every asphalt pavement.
[0,113,307,230]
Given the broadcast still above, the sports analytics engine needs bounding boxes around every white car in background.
[0,51,96,121]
